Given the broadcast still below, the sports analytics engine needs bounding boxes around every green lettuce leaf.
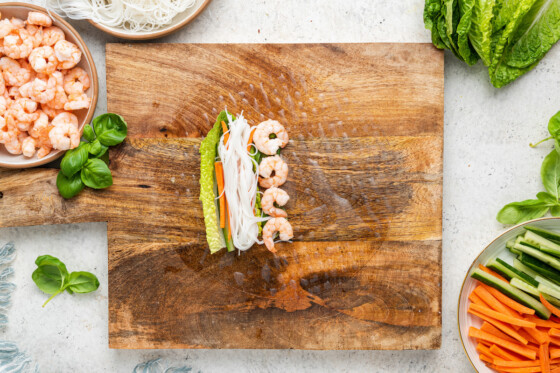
[506,0,560,68]
[199,111,231,254]
[469,0,497,66]
[457,0,481,64]
[425,0,447,49]
[493,0,518,31]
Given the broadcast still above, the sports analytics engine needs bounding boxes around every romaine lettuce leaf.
[458,0,481,65]
[199,111,230,254]
[469,0,497,66]
[424,0,447,49]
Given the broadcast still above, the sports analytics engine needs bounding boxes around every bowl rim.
[457,216,560,373]
[0,2,99,169]
[87,0,213,40]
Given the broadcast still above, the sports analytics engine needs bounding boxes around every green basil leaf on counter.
[541,150,560,199]
[549,111,560,138]
[82,124,96,142]
[66,271,100,294]
[56,171,85,199]
[93,113,128,147]
[60,142,89,177]
[536,191,559,205]
[551,205,560,217]
[88,139,108,158]
[32,255,69,307]
[497,198,551,224]
[81,158,113,189]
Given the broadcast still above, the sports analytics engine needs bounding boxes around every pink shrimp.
[28,46,58,74]
[261,187,290,218]
[25,24,43,48]
[27,76,56,104]
[0,19,14,38]
[9,98,39,124]
[41,103,63,119]
[49,112,79,150]
[27,12,52,27]
[21,135,36,157]
[64,92,90,111]
[46,85,67,109]
[54,40,81,69]
[258,155,289,188]
[41,26,65,47]
[10,18,25,30]
[63,67,90,95]
[262,217,293,253]
[3,29,34,59]
[0,57,31,87]
[3,130,22,154]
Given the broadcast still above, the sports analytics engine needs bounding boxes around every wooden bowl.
[457,217,560,372]
[0,2,98,169]
[88,0,212,40]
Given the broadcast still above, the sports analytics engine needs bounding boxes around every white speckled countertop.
[3,0,560,371]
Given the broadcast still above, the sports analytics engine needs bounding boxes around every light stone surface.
[3,0,560,371]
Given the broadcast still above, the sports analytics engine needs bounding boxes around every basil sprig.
[498,111,560,224]
[32,255,99,307]
[57,113,127,199]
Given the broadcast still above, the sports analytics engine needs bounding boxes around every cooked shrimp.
[18,58,36,81]
[1,57,31,87]
[21,135,36,157]
[36,143,52,158]
[63,67,90,95]
[41,103,63,119]
[49,121,79,150]
[27,12,52,27]
[7,86,22,99]
[0,73,5,96]
[0,19,14,38]
[29,110,49,138]
[253,120,289,155]
[28,46,58,74]
[41,26,64,47]
[0,95,9,116]
[10,18,25,30]
[258,155,289,188]
[9,98,38,124]
[262,217,293,253]
[46,85,67,109]
[64,92,90,111]
[3,29,33,59]
[25,24,43,48]
[261,187,290,218]
[54,40,81,69]
[3,130,22,154]
[27,76,56,104]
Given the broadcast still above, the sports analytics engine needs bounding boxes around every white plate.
[458,217,560,372]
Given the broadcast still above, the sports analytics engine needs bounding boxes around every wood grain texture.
[0,43,444,350]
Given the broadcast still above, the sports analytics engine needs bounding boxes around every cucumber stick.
[538,282,560,300]
[543,293,560,308]
[514,243,560,271]
[487,258,539,287]
[510,277,540,297]
[525,226,560,246]
[535,275,560,294]
[471,268,551,319]
[513,258,540,279]
[518,253,560,285]
[524,230,560,257]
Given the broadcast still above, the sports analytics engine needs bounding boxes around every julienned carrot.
[551,347,560,359]
[476,286,524,320]
[480,353,494,364]
[526,316,560,329]
[541,343,551,373]
[525,327,551,345]
[470,327,538,360]
[489,366,541,373]
[477,343,501,361]
[550,329,560,338]
[479,264,509,282]
[518,329,541,349]
[215,162,226,229]
[472,312,529,345]
[469,303,537,328]
[221,121,230,146]
[550,336,560,347]
[491,344,524,361]
[247,127,256,152]
[493,360,540,368]
[483,285,536,315]
[470,291,490,307]
[541,295,560,319]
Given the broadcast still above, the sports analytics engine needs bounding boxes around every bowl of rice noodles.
[43,0,212,40]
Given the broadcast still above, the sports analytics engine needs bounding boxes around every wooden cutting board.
[0,43,444,350]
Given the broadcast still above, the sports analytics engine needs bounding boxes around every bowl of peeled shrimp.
[0,3,98,168]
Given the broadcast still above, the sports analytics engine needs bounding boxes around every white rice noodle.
[218,112,268,251]
[42,0,196,33]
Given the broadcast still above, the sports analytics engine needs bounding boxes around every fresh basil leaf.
[497,199,550,224]
[56,171,85,199]
[93,113,127,147]
[88,139,108,158]
[98,150,110,165]
[66,271,99,294]
[549,111,560,138]
[60,142,89,178]
[82,124,96,142]
[537,191,559,205]
[32,255,68,295]
[541,150,560,199]
[81,158,113,189]
[552,205,560,216]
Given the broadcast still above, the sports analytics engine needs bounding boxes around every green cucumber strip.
[510,277,539,297]
[487,258,539,287]
[543,293,560,308]
[514,243,560,271]
[525,226,560,245]
[538,282,560,300]
[513,258,540,279]
[471,268,550,319]
[518,253,560,286]
[535,275,560,295]
[506,239,517,249]
[524,230,560,258]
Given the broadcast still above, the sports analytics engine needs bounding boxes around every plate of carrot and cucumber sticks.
[458,218,560,373]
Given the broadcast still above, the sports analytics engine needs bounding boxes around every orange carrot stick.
[479,264,509,282]
[550,329,560,338]
[477,343,502,361]
[480,354,494,364]
[470,327,538,360]
[221,121,229,146]
[471,311,529,345]
[476,286,524,321]
[491,344,525,361]
[215,162,226,229]
[541,343,551,373]
[469,303,537,328]
[488,365,542,372]
[550,336,560,347]
[541,295,560,319]
[493,360,541,368]
[525,327,551,345]
[552,347,560,359]
[247,127,256,152]
[470,291,491,307]
[483,285,536,315]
